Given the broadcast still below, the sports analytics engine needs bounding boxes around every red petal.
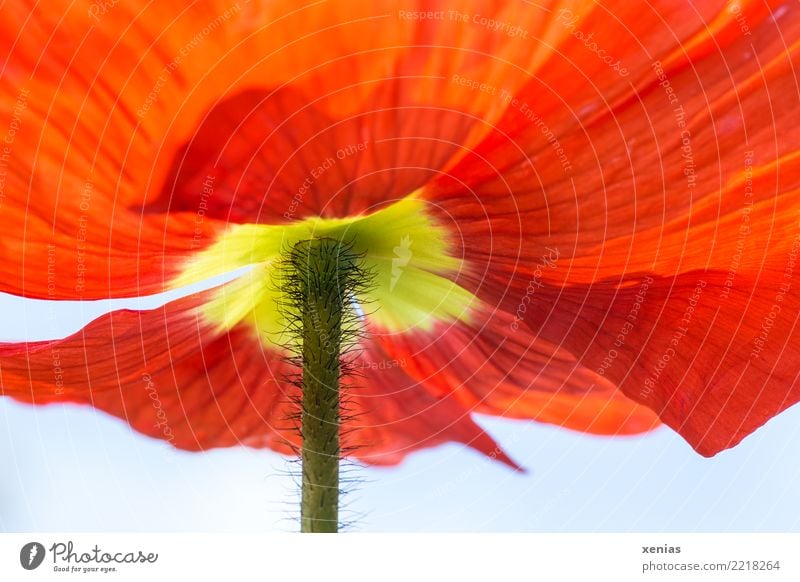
[373,308,660,437]
[503,272,800,457]
[0,0,545,299]
[0,287,519,466]
[420,4,800,454]
[430,2,800,280]
[345,341,521,468]
[0,290,289,451]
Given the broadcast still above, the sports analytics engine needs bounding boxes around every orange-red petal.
[0,290,288,450]
[373,308,660,437]
[3,0,799,460]
[0,288,519,466]
[0,0,551,299]
[503,272,800,457]
[420,2,800,454]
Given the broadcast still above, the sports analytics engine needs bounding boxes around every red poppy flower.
[0,0,798,467]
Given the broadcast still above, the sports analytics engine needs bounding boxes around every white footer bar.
[1,533,797,581]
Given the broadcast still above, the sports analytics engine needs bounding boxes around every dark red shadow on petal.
[143,87,477,224]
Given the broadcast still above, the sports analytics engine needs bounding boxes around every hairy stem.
[291,238,353,533]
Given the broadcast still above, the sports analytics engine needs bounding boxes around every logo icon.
[390,235,413,291]
[20,542,46,570]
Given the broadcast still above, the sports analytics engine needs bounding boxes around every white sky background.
[1,288,799,532]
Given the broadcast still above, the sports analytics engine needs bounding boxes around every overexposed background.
[1,288,799,532]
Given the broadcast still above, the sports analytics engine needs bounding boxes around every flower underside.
[3,0,799,469]
[172,195,479,347]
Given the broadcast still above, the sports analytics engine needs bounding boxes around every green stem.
[292,238,349,533]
